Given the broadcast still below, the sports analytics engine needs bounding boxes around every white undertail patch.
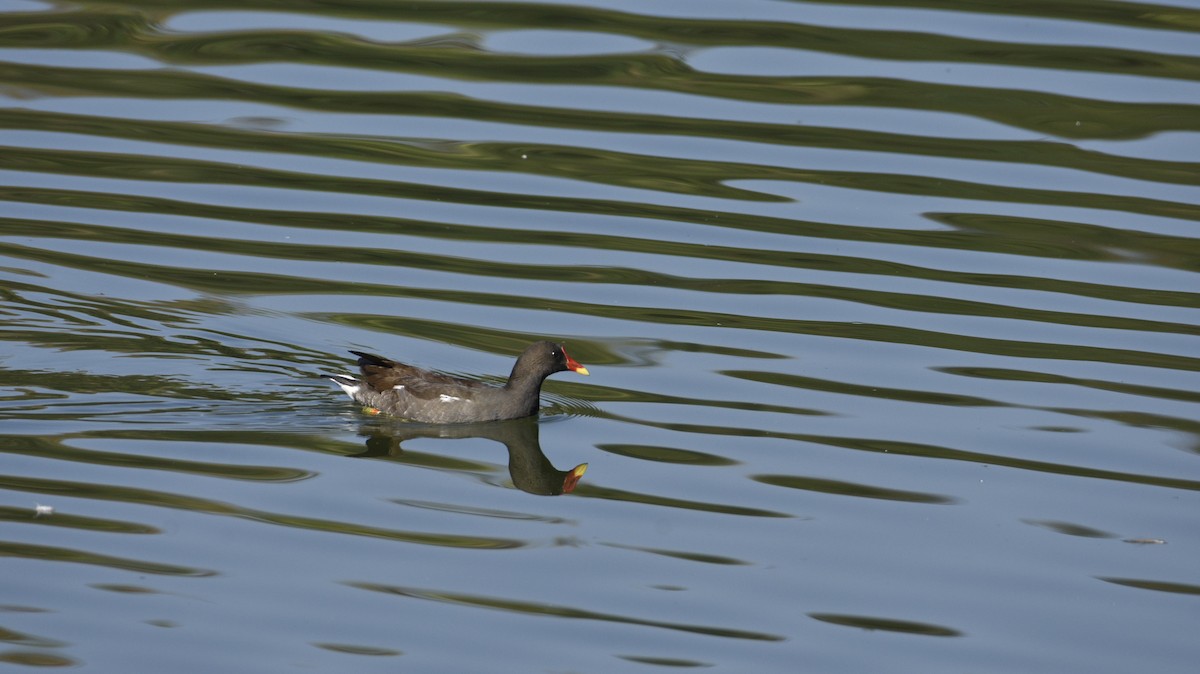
[331,377,361,399]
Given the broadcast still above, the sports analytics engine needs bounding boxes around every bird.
[329,340,589,423]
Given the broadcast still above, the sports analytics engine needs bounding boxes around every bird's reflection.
[348,416,587,496]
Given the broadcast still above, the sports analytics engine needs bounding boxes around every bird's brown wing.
[356,355,493,401]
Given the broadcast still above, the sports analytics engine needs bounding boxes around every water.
[2,0,1198,671]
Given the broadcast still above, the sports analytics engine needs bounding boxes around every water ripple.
[2,1,1198,671]
[349,581,786,642]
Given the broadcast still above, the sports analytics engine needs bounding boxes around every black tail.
[350,351,394,368]
[327,374,360,387]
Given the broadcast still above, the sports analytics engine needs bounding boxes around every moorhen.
[329,340,589,423]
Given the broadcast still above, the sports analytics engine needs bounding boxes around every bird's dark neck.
[504,367,546,395]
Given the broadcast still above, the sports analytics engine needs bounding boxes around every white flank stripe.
[392,384,405,391]
[439,394,462,402]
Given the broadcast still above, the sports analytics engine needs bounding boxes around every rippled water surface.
[2,0,1199,671]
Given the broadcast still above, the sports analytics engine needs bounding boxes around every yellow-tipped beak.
[562,463,588,493]
[563,350,589,376]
